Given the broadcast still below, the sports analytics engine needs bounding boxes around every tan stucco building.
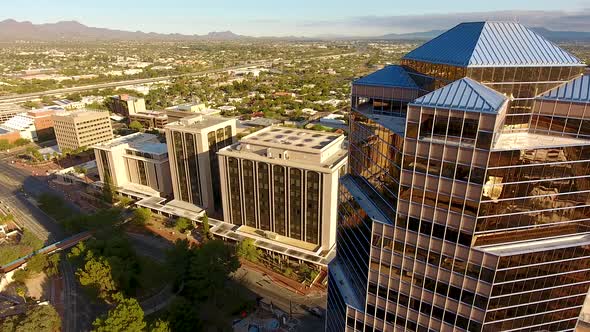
[165,111,237,215]
[52,110,113,151]
[93,133,172,198]
[218,126,348,255]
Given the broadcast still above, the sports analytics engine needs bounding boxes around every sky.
[1,0,590,36]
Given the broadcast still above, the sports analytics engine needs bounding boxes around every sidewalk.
[240,259,324,297]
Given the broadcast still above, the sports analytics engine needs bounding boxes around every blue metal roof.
[403,22,584,68]
[410,77,507,113]
[539,75,590,104]
[354,65,419,89]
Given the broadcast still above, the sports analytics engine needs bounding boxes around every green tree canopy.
[236,238,261,262]
[77,257,118,301]
[102,172,115,204]
[132,208,152,225]
[149,319,171,332]
[129,120,143,132]
[184,240,240,301]
[175,217,192,233]
[92,295,146,332]
[0,304,61,332]
[201,214,210,239]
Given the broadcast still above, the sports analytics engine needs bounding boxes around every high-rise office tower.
[165,111,236,215]
[327,22,590,332]
[218,126,348,256]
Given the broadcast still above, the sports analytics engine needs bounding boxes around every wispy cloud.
[299,9,590,35]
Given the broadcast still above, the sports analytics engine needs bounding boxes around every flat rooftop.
[240,126,343,152]
[93,133,167,155]
[477,234,590,256]
[355,105,406,136]
[165,114,234,132]
[493,132,590,151]
[53,109,107,118]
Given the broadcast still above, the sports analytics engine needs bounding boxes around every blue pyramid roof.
[354,65,419,89]
[539,75,590,104]
[410,77,507,113]
[403,22,584,68]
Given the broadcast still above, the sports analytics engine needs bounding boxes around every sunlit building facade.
[165,112,236,216]
[327,21,590,332]
[218,126,348,254]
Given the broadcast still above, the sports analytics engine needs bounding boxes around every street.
[0,155,83,331]
[0,158,65,243]
[233,267,327,332]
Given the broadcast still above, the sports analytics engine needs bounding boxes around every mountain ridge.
[0,19,589,42]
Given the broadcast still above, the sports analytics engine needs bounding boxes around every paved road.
[0,51,357,104]
[0,161,65,242]
[0,158,84,330]
[233,267,326,331]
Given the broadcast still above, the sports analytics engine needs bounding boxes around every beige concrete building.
[52,110,113,151]
[93,133,172,198]
[218,126,348,255]
[107,94,146,116]
[165,112,237,215]
[165,102,208,122]
[129,110,168,130]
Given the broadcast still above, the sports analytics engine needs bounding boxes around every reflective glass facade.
[328,21,589,332]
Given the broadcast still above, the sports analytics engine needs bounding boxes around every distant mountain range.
[1,19,589,42]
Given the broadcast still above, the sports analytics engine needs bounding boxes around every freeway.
[0,51,358,104]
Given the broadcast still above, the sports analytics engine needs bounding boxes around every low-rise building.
[218,126,348,258]
[1,114,38,141]
[52,110,113,151]
[164,103,208,122]
[129,110,168,130]
[165,113,237,215]
[0,104,26,122]
[94,133,172,198]
[107,94,146,116]
[0,127,20,144]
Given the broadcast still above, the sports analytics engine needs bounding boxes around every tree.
[15,285,26,302]
[0,213,14,225]
[132,208,152,225]
[236,238,261,262]
[13,270,29,283]
[25,254,48,274]
[26,147,43,162]
[116,196,133,207]
[77,257,118,301]
[175,217,192,233]
[45,254,61,277]
[92,295,146,332]
[0,139,11,151]
[0,304,61,332]
[13,138,30,147]
[102,172,115,204]
[201,213,210,239]
[184,240,240,301]
[129,120,143,132]
[149,319,171,332]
